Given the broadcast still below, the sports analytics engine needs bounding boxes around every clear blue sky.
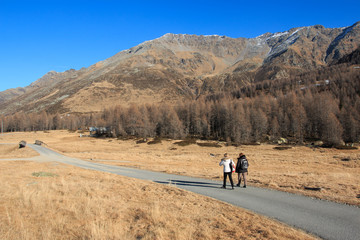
[0,0,359,92]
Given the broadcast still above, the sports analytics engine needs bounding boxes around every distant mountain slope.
[336,46,360,64]
[0,21,359,115]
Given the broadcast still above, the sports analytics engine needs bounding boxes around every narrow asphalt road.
[14,144,360,240]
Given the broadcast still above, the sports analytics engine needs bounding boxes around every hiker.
[219,153,235,189]
[235,153,249,188]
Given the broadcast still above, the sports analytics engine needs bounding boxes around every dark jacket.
[235,155,248,173]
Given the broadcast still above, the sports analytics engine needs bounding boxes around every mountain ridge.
[0,22,359,115]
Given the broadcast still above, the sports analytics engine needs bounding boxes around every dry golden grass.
[0,161,316,240]
[62,81,180,112]
[0,144,39,159]
[0,130,359,206]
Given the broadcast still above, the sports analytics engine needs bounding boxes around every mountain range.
[0,21,359,115]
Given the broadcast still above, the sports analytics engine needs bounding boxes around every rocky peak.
[313,24,325,30]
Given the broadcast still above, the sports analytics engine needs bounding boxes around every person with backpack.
[219,153,235,189]
[235,153,249,188]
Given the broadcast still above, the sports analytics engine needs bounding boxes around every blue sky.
[0,0,359,92]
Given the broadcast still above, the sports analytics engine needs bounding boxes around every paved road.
[17,144,360,239]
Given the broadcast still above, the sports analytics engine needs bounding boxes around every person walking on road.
[236,153,249,188]
[219,153,235,189]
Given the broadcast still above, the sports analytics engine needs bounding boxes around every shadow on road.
[155,179,221,189]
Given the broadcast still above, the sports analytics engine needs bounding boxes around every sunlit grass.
[0,161,316,239]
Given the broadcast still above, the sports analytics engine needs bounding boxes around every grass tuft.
[136,138,148,144]
[336,146,358,150]
[148,138,162,145]
[197,142,222,148]
[173,139,197,146]
[32,172,59,177]
[274,146,292,150]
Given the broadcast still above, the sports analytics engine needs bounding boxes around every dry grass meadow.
[1,130,359,206]
[0,130,358,239]
[0,132,318,240]
[0,143,39,159]
[0,160,317,240]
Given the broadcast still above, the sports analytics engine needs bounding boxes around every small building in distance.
[89,127,113,137]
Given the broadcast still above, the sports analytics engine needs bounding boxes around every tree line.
[1,63,359,146]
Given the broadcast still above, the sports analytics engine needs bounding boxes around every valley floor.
[0,131,322,240]
[1,130,359,206]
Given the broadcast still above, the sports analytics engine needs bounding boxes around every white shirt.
[219,158,234,173]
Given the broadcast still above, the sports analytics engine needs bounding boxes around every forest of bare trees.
[1,63,359,146]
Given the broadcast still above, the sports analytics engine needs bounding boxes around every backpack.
[241,158,248,170]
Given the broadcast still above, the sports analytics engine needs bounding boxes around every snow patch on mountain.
[264,28,303,62]
[268,31,289,39]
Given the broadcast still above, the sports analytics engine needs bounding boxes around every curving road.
[12,144,360,240]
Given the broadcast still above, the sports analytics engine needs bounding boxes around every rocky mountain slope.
[0,21,359,115]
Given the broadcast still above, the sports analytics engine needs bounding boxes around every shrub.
[173,139,197,146]
[197,142,222,148]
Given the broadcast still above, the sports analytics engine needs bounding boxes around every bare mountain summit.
[0,21,359,115]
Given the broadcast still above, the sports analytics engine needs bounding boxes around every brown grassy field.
[0,144,39,159]
[1,130,359,207]
[0,159,316,239]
